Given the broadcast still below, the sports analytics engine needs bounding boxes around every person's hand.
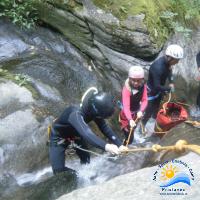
[129,119,136,128]
[169,83,175,93]
[137,111,143,119]
[119,145,129,152]
[105,144,120,155]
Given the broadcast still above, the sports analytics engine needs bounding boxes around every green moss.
[92,0,200,47]
[0,69,39,99]
[42,0,83,12]
[92,0,170,46]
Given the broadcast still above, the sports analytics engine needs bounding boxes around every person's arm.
[94,118,122,147]
[68,110,107,150]
[121,86,132,120]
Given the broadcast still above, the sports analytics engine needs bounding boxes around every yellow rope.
[184,120,200,127]
[126,127,133,147]
[120,140,200,155]
[126,118,139,146]
[162,92,172,114]
[154,122,168,134]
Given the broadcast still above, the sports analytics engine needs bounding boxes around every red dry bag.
[155,102,188,132]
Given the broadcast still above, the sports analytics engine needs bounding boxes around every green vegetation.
[0,0,82,28]
[92,0,200,44]
[161,0,200,37]
[14,73,31,86]
[0,0,199,45]
[0,0,39,28]
[46,0,83,9]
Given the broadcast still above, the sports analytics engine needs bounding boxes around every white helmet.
[128,66,144,79]
[165,44,184,59]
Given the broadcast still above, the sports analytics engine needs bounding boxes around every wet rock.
[2,171,77,200]
[56,153,200,200]
[36,0,155,74]
[0,20,30,62]
[0,80,33,108]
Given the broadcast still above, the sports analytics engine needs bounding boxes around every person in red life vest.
[119,66,148,145]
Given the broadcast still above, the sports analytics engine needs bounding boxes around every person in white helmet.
[119,66,148,145]
[142,44,184,129]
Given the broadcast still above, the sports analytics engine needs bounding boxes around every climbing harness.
[148,93,160,101]
[147,85,161,101]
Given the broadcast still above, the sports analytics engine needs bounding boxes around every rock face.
[0,2,200,199]
[35,0,200,106]
[36,0,152,74]
[154,30,200,105]
[0,19,100,177]
[56,152,200,200]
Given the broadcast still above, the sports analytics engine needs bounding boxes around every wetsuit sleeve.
[151,68,171,93]
[139,84,148,112]
[122,86,132,120]
[196,52,200,69]
[168,70,174,83]
[94,118,122,147]
[68,111,107,150]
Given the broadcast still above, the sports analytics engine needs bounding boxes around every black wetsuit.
[196,51,200,107]
[49,106,122,174]
[142,56,173,125]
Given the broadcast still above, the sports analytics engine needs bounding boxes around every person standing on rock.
[119,66,148,144]
[196,51,200,108]
[141,44,184,129]
[48,88,128,174]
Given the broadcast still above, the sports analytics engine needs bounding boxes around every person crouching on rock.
[49,87,128,174]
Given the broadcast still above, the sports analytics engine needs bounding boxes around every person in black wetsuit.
[196,51,200,108]
[49,88,128,174]
[142,44,184,128]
